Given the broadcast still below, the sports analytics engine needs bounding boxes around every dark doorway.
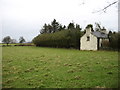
[97,38,100,50]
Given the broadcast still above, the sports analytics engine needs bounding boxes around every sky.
[0,0,118,42]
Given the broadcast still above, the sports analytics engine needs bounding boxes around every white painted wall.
[80,27,98,50]
[99,38,102,47]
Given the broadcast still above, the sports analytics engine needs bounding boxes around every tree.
[95,22,101,31]
[95,22,107,33]
[108,31,120,50]
[19,37,25,43]
[76,24,82,31]
[47,24,53,33]
[51,19,60,33]
[63,25,66,29]
[2,36,11,46]
[80,0,118,13]
[67,22,75,30]
[40,23,48,34]
[58,24,63,31]
[58,24,66,31]
[40,19,63,34]
[108,30,112,39]
[92,1,118,13]
[86,24,94,31]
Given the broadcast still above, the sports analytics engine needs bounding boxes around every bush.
[109,32,120,50]
[33,29,81,49]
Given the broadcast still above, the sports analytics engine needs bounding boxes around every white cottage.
[80,27,108,50]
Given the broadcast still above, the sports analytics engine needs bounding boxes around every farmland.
[2,46,118,88]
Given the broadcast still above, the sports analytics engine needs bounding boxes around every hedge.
[33,29,81,49]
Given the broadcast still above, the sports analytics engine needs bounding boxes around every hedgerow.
[33,29,81,49]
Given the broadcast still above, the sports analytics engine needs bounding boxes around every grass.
[0,43,17,46]
[2,46,118,88]
[0,43,34,46]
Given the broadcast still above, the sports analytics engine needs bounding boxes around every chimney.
[86,27,91,35]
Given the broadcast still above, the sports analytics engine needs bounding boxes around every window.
[87,36,90,41]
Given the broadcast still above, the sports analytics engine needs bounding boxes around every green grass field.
[2,46,118,88]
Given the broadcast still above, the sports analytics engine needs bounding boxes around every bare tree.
[92,1,118,13]
[79,0,118,13]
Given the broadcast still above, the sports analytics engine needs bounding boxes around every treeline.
[33,19,82,49]
[40,19,81,34]
[2,36,26,46]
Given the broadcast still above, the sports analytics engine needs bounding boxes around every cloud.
[1,0,118,42]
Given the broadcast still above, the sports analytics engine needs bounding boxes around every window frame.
[87,36,90,41]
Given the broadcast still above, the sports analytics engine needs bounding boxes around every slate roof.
[92,31,108,38]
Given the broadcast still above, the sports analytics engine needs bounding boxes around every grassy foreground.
[2,46,118,88]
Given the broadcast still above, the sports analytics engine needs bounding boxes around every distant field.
[0,43,34,46]
[2,46,118,88]
[0,43,17,46]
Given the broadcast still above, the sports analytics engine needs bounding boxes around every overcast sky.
[0,0,118,42]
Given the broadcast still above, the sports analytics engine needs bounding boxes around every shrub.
[109,32,120,50]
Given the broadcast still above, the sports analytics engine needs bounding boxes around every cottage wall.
[80,34,97,50]
[80,27,98,50]
[99,38,102,47]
